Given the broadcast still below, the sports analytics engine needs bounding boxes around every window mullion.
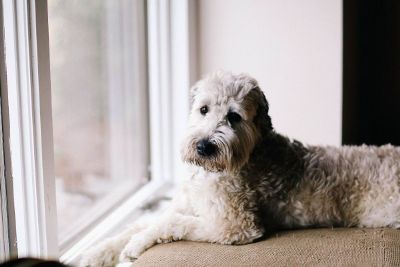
[170,0,197,183]
[2,0,58,258]
[148,0,195,184]
[0,0,11,261]
[0,110,9,262]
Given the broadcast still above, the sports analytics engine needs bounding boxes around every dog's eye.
[200,106,208,115]
[227,112,242,124]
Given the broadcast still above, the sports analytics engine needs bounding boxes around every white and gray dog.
[81,71,400,266]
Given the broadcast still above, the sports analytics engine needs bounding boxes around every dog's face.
[181,71,272,173]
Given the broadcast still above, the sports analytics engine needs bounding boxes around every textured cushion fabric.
[134,228,400,267]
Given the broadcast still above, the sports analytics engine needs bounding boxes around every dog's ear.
[249,87,273,133]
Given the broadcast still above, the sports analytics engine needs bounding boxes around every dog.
[80,71,400,267]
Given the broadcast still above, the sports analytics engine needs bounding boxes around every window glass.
[48,0,149,249]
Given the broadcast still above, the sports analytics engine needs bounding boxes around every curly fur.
[80,71,400,267]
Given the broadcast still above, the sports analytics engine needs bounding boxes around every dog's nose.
[196,139,216,156]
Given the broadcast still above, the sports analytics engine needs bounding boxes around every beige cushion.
[134,228,400,266]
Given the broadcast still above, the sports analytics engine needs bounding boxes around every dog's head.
[181,71,273,173]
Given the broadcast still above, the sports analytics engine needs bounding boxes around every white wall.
[197,0,342,146]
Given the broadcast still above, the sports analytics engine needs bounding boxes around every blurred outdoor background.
[48,0,148,246]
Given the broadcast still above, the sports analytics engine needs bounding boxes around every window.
[47,0,149,251]
[1,0,195,264]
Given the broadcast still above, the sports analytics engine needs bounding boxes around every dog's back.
[266,142,400,229]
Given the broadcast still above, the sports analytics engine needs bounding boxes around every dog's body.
[80,72,400,267]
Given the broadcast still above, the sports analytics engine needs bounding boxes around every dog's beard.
[181,120,261,173]
[181,135,251,173]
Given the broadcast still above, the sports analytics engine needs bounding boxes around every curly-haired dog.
[80,71,400,266]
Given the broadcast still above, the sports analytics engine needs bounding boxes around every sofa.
[135,228,400,266]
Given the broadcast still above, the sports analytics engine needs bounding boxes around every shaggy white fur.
[80,71,400,267]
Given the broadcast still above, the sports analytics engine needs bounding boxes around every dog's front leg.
[119,210,264,262]
[79,223,148,267]
[119,212,207,262]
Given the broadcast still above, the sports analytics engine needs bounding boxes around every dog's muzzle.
[196,139,216,157]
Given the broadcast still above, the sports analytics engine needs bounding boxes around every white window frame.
[0,1,11,261]
[2,0,58,259]
[1,0,197,264]
[149,0,197,184]
[0,108,9,261]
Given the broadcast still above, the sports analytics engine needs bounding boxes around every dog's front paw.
[79,239,119,267]
[119,232,156,262]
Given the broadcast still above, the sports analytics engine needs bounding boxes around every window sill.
[60,180,174,265]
